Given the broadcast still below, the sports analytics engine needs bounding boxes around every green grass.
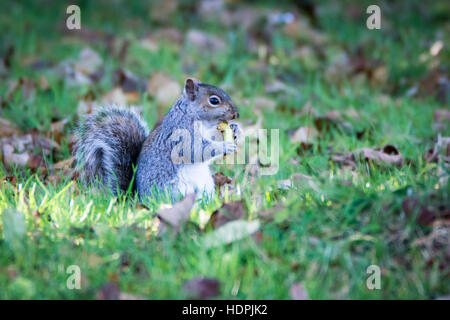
[0,0,449,299]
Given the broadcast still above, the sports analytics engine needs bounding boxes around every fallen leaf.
[211,201,245,228]
[96,282,120,300]
[101,87,128,105]
[2,175,17,186]
[50,118,69,144]
[119,292,146,300]
[416,68,449,104]
[157,193,196,233]
[259,202,285,221]
[289,282,309,300]
[75,47,103,76]
[0,118,21,137]
[314,110,353,134]
[433,109,450,133]
[150,0,178,24]
[253,96,276,113]
[2,144,30,167]
[57,48,103,86]
[147,72,181,108]
[402,194,450,227]
[113,68,146,99]
[39,75,49,90]
[333,145,403,168]
[290,126,319,153]
[213,172,232,188]
[185,29,226,54]
[203,219,260,249]
[413,220,450,271]
[183,277,221,299]
[28,154,44,170]
[54,157,74,170]
[6,77,36,101]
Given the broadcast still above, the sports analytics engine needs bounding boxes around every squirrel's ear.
[184,78,199,101]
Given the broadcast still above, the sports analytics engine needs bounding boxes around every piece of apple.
[217,121,234,142]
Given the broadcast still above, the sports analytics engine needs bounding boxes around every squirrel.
[74,78,240,201]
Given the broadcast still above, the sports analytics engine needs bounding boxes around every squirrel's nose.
[231,112,239,119]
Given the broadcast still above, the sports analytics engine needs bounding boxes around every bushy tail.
[74,106,149,195]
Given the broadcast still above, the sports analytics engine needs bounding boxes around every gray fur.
[74,106,149,195]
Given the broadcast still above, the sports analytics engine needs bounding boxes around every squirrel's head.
[182,78,239,122]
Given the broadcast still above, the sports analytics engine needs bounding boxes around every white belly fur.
[176,163,215,198]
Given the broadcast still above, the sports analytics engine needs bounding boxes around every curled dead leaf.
[211,200,245,228]
[157,193,196,234]
[333,145,403,169]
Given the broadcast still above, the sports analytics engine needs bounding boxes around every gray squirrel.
[74,78,240,201]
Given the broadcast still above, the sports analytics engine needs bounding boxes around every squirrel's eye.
[208,96,221,106]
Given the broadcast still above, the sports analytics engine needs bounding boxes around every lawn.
[0,0,449,299]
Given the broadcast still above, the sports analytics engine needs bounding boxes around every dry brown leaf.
[101,87,128,106]
[6,77,36,100]
[425,136,450,164]
[413,220,450,271]
[333,145,403,168]
[417,68,449,104]
[213,172,232,188]
[50,118,69,144]
[314,110,353,133]
[0,118,21,137]
[39,75,49,90]
[211,200,245,228]
[57,48,103,86]
[157,193,196,233]
[2,144,29,167]
[290,126,318,145]
[253,96,276,112]
[183,277,221,299]
[150,0,177,23]
[185,29,226,53]
[54,156,74,170]
[96,282,120,300]
[75,47,103,76]
[147,72,181,108]
[139,28,183,52]
[433,109,450,133]
[289,282,310,300]
[371,65,388,86]
[402,194,450,227]
[284,17,327,45]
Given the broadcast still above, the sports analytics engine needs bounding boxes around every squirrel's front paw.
[223,141,237,155]
[229,123,242,141]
